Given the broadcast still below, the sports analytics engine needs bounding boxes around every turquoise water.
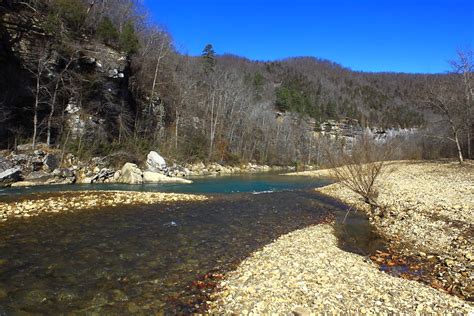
[0,173,332,196]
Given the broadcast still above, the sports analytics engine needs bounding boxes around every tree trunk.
[32,72,40,150]
[209,91,216,160]
[47,80,60,147]
[47,56,74,147]
[467,128,471,160]
[175,109,179,151]
[453,129,464,164]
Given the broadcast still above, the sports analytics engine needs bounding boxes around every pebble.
[312,160,474,300]
[209,225,473,314]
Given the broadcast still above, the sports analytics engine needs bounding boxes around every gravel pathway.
[209,225,472,314]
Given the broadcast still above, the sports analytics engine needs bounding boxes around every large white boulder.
[143,171,192,184]
[118,163,143,184]
[146,151,167,172]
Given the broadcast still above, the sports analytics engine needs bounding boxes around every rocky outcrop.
[146,151,167,172]
[117,163,143,184]
[142,171,192,184]
[0,148,287,187]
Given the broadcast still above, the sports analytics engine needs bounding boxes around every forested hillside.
[0,0,471,165]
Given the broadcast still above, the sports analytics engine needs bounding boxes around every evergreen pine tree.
[201,44,216,74]
[119,21,140,54]
[97,17,119,45]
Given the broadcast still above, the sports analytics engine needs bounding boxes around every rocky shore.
[0,145,291,188]
[209,225,472,314]
[0,191,207,222]
[288,160,473,300]
[209,160,473,313]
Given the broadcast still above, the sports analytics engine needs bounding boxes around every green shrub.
[97,17,119,45]
[43,13,61,34]
[51,0,87,32]
[276,86,311,114]
[119,22,140,54]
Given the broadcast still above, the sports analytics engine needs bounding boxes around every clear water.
[0,173,332,196]
[0,175,384,314]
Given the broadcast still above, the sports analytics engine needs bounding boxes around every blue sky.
[143,0,474,73]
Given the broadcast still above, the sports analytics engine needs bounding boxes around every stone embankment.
[0,191,207,222]
[209,225,472,314]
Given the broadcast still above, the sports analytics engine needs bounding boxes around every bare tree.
[325,134,393,209]
[450,49,473,159]
[25,45,53,150]
[425,78,465,164]
[46,51,78,146]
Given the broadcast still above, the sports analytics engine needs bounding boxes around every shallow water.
[0,176,383,314]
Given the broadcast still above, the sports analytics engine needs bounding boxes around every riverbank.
[292,160,474,300]
[0,146,293,187]
[208,160,473,313]
[209,224,472,314]
[0,191,207,222]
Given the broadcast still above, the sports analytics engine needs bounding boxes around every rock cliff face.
[0,4,136,147]
[64,44,134,140]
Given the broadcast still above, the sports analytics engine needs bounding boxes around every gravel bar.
[209,225,472,314]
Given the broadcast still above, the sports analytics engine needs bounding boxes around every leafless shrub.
[325,134,393,209]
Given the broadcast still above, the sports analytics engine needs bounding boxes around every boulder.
[146,151,167,172]
[91,168,115,183]
[15,144,33,151]
[142,171,192,184]
[0,168,22,184]
[51,168,76,184]
[16,143,47,151]
[77,177,93,184]
[52,168,75,179]
[43,154,59,172]
[118,163,143,184]
[112,170,121,181]
[25,171,54,183]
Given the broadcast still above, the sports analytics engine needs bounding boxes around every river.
[0,174,384,314]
